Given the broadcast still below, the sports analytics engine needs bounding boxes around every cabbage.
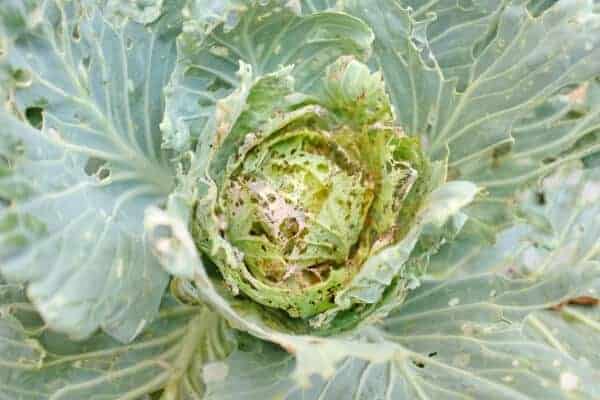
[0,1,599,399]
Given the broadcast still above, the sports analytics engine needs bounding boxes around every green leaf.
[431,2,600,227]
[321,56,392,125]
[524,305,600,370]
[204,263,600,399]
[404,0,505,90]
[462,80,600,194]
[391,2,600,236]
[0,277,233,400]
[102,0,165,24]
[409,0,584,89]
[429,164,600,278]
[161,4,374,152]
[0,1,179,341]
[299,0,339,13]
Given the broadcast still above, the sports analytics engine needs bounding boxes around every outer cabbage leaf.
[403,0,505,90]
[161,2,374,152]
[0,1,178,341]
[523,306,600,371]
[180,0,308,37]
[204,262,600,400]
[464,80,600,193]
[80,0,169,25]
[0,277,233,400]
[429,163,600,278]
[299,0,338,13]
[405,0,588,89]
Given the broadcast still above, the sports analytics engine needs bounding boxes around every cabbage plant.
[0,0,599,399]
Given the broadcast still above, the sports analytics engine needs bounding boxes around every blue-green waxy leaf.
[102,0,165,24]
[430,163,600,279]
[0,278,233,400]
[299,0,339,13]
[0,1,179,342]
[404,0,505,91]
[181,0,305,35]
[161,3,374,152]
[430,1,600,165]
[203,263,600,400]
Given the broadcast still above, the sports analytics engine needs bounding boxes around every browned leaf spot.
[550,296,599,311]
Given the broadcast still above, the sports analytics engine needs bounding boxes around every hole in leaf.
[565,110,585,120]
[535,191,546,205]
[84,157,106,175]
[97,168,110,181]
[72,23,80,41]
[82,56,91,69]
[84,157,109,181]
[25,107,43,129]
[279,217,299,238]
[205,76,230,92]
[13,69,32,87]
[249,222,266,237]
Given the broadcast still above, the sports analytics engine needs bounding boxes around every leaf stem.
[160,313,207,400]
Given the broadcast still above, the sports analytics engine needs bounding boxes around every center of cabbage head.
[221,129,375,317]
